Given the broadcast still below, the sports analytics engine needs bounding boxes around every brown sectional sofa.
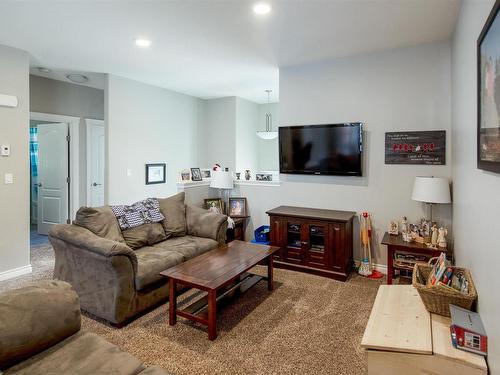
[49,192,227,326]
[0,280,170,375]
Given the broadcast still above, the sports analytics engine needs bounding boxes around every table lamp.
[411,176,451,223]
[210,170,233,214]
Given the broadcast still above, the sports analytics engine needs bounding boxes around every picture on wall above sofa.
[478,0,500,173]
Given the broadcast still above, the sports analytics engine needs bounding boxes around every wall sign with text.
[385,131,446,165]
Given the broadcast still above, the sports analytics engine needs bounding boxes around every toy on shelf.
[388,220,399,235]
[437,227,448,248]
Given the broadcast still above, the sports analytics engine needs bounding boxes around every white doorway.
[30,112,80,237]
[86,119,105,207]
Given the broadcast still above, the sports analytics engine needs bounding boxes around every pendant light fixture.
[256,89,278,140]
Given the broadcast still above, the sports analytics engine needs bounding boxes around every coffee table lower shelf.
[168,272,270,340]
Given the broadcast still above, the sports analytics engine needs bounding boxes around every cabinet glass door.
[285,221,305,264]
[306,224,329,268]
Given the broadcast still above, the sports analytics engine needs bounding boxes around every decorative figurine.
[431,223,438,246]
[389,220,399,235]
[401,216,408,234]
[235,172,241,180]
[245,170,251,180]
[437,227,448,248]
[402,231,413,242]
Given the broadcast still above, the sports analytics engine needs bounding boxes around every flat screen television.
[279,123,363,176]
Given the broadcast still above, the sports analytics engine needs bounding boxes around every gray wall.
[30,75,105,206]
[257,103,279,172]
[235,97,260,174]
[451,0,499,372]
[234,41,452,266]
[0,45,30,277]
[106,74,202,204]
[197,97,237,171]
[30,75,104,119]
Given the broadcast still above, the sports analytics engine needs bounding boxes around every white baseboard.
[0,264,32,281]
[354,260,387,275]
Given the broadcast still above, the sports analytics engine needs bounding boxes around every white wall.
[235,42,453,266]
[451,0,499,372]
[257,102,279,172]
[0,45,30,278]
[197,97,236,171]
[106,74,201,204]
[235,97,259,174]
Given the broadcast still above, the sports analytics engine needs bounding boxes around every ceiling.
[0,0,459,103]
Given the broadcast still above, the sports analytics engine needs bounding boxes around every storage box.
[254,225,270,243]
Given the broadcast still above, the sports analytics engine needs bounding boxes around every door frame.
[30,112,80,221]
[85,119,105,206]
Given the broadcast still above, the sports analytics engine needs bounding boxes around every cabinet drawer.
[307,250,327,268]
[285,246,304,264]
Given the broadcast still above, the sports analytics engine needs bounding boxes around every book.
[428,252,448,286]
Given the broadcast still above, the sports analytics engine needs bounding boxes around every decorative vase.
[245,170,251,180]
[235,172,241,180]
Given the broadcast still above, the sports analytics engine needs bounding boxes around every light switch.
[1,144,10,156]
[4,173,13,184]
[126,169,132,177]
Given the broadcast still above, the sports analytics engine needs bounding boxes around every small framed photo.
[180,169,190,181]
[256,173,273,181]
[200,168,211,179]
[191,167,202,181]
[228,197,247,218]
[145,163,166,185]
[204,198,224,215]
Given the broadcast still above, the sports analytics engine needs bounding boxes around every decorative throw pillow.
[158,192,187,237]
[110,198,164,230]
[74,206,125,243]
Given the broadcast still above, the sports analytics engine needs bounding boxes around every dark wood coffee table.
[160,240,279,340]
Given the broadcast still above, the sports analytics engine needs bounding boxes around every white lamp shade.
[411,177,451,204]
[210,171,233,189]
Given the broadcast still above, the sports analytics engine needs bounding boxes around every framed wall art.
[478,0,500,173]
[145,163,166,185]
[385,131,446,165]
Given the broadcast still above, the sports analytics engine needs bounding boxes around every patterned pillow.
[110,198,165,230]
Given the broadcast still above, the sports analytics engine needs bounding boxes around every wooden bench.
[361,285,487,374]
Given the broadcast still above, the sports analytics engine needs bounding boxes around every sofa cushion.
[3,331,145,375]
[134,246,184,290]
[153,235,218,261]
[122,223,167,250]
[74,206,125,243]
[0,280,81,370]
[158,192,186,237]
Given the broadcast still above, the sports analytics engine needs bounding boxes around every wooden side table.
[226,217,248,243]
[381,232,444,285]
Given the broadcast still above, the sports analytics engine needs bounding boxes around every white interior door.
[87,121,105,207]
[37,123,69,235]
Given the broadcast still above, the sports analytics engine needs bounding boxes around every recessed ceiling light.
[135,38,152,48]
[253,2,271,15]
[37,67,51,74]
[66,74,89,84]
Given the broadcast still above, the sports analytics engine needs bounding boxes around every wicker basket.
[412,263,477,317]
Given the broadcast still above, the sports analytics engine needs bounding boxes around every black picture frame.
[190,168,202,181]
[477,0,500,173]
[145,163,166,185]
[228,197,247,218]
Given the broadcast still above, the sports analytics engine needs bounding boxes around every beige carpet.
[1,244,383,375]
